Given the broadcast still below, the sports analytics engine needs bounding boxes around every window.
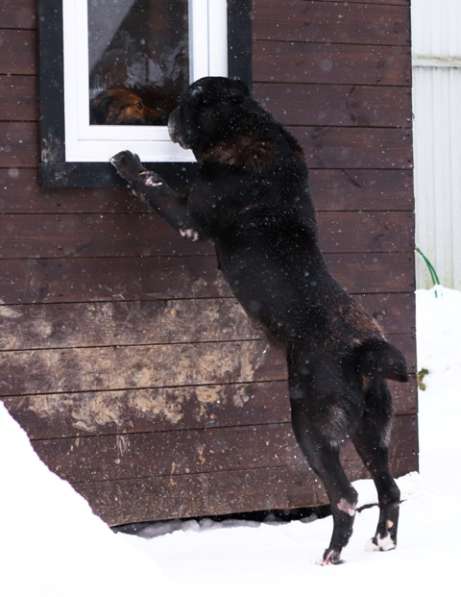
[39,0,252,187]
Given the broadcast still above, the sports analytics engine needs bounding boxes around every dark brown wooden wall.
[0,0,417,525]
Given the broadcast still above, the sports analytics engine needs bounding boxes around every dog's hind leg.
[352,378,401,552]
[290,401,358,564]
[288,361,359,565]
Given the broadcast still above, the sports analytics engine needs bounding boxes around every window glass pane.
[88,0,189,126]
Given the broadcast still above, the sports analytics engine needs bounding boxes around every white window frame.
[62,0,228,163]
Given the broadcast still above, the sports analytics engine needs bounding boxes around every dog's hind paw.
[366,533,396,552]
[320,549,344,566]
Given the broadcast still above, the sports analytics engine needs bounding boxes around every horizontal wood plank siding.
[77,406,416,525]
[0,75,37,121]
[253,1,410,46]
[1,376,417,441]
[2,77,413,129]
[0,253,415,304]
[0,293,415,351]
[0,340,286,397]
[253,41,411,86]
[0,33,412,85]
[76,431,417,526]
[290,126,412,169]
[0,30,36,74]
[0,0,36,29]
[27,415,417,485]
[0,212,414,258]
[0,0,416,523]
[0,122,413,169]
[254,83,412,128]
[0,168,414,213]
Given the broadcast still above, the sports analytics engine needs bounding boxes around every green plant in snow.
[416,247,441,297]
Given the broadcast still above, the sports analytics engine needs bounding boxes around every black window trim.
[38,0,252,189]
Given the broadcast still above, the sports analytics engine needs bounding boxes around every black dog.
[111,76,408,565]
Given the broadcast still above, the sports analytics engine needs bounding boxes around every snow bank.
[416,286,461,494]
[0,403,165,597]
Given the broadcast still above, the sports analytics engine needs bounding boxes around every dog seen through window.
[88,0,189,125]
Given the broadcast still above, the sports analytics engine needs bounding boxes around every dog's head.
[91,87,164,125]
[168,77,250,152]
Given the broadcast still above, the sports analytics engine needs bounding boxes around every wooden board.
[0,75,37,121]
[0,253,415,305]
[0,122,413,169]
[1,375,416,441]
[253,1,410,46]
[0,30,36,75]
[0,332,416,400]
[77,466,298,525]
[310,169,414,212]
[1,76,412,129]
[253,41,411,86]
[0,340,286,397]
[0,294,414,351]
[0,168,414,214]
[2,381,291,439]
[49,414,417,525]
[0,0,36,29]
[0,0,411,34]
[0,211,414,258]
[76,443,417,526]
[1,77,412,128]
[0,122,38,167]
[318,0,408,5]
[290,127,413,169]
[254,83,412,128]
[2,34,412,85]
[32,423,293,482]
[28,415,417,483]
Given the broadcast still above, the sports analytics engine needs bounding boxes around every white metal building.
[412,0,461,288]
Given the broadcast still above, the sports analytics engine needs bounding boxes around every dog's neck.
[200,135,275,171]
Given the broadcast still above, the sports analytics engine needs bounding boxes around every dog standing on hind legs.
[111,76,408,565]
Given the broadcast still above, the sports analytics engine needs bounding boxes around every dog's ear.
[190,83,204,99]
[91,93,114,124]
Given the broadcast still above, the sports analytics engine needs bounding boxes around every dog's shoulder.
[201,110,305,175]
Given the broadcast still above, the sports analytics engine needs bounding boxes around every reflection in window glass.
[88,0,189,126]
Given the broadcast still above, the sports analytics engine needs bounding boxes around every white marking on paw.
[366,539,379,552]
[179,228,199,242]
[337,498,356,517]
[367,534,396,552]
[145,176,163,187]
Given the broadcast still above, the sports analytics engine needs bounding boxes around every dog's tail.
[353,338,408,382]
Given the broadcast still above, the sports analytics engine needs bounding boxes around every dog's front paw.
[110,150,143,182]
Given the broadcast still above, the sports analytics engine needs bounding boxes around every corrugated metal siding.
[412,0,461,288]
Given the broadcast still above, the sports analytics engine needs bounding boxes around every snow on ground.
[0,405,166,597]
[1,286,460,596]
